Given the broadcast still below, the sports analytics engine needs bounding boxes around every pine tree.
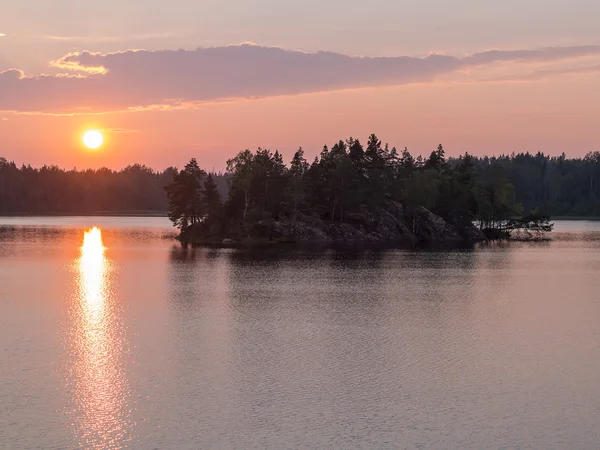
[164,158,205,230]
[203,174,222,219]
[288,147,309,221]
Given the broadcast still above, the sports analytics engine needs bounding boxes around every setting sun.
[83,130,104,150]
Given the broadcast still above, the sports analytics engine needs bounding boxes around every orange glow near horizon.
[1,70,599,170]
[82,130,104,150]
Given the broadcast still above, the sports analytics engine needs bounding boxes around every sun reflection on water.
[80,227,106,311]
[67,227,133,449]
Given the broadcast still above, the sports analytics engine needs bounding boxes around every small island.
[165,135,553,247]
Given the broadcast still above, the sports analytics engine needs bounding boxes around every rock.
[180,202,480,247]
[272,202,420,245]
[413,207,462,244]
[271,220,329,242]
[465,226,487,242]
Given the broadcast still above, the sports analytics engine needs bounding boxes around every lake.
[1,217,600,449]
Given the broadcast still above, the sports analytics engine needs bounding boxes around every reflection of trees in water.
[164,245,237,443]
[166,245,232,311]
[470,241,515,272]
[217,248,486,446]
[0,225,70,241]
[169,245,199,263]
[0,226,78,258]
[165,245,501,336]
[162,245,520,447]
[167,246,202,309]
[167,246,483,309]
[169,245,224,263]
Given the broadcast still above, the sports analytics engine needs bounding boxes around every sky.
[1,0,600,170]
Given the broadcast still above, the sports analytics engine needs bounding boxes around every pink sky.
[1,2,600,170]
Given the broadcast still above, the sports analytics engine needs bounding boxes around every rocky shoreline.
[179,201,487,248]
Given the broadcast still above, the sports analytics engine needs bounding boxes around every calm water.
[1,217,600,449]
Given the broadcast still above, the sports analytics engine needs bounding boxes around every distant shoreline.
[0,213,598,221]
[2,213,598,221]
[0,212,595,223]
[0,211,168,218]
[551,216,600,221]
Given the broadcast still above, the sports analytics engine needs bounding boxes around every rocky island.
[165,135,552,247]
[179,203,486,247]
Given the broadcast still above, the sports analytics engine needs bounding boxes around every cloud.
[105,127,138,134]
[482,63,600,82]
[464,46,600,66]
[0,33,6,37]
[1,44,599,114]
[50,53,109,74]
[42,32,184,43]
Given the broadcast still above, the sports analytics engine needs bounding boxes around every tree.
[164,158,206,230]
[424,144,446,171]
[504,213,554,240]
[451,153,479,225]
[202,174,222,223]
[475,161,520,231]
[15,134,600,243]
[363,134,387,206]
[347,137,364,163]
[288,147,309,222]
[226,150,254,223]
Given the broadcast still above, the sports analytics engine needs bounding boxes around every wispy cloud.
[50,53,109,74]
[1,44,599,114]
[482,63,600,82]
[464,46,600,65]
[42,32,185,43]
[105,127,138,134]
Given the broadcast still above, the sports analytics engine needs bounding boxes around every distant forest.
[1,139,600,218]
[0,160,229,215]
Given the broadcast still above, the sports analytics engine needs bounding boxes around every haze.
[1,0,599,169]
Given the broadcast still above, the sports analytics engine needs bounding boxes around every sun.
[83,130,104,150]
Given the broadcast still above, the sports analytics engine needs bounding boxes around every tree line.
[0,159,227,214]
[1,140,599,221]
[164,135,598,241]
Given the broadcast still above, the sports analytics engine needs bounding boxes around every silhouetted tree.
[226,149,254,224]
[288,147,309,222]
[164,159,206,230]
[203,174,222,216]
[4,136,598,241]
